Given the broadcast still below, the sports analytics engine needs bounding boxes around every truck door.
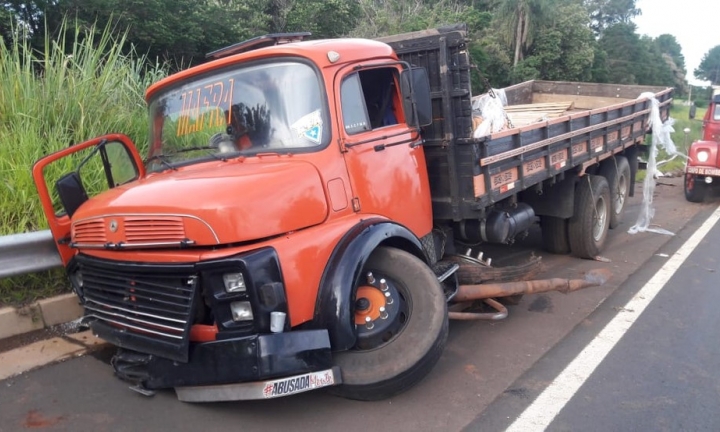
[336,65,433,237]
[32,134,145,264]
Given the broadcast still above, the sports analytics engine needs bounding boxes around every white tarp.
[628,93,685,236]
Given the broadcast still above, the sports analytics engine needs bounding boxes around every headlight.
[70,270,84,295]
[230,301,253,321]
[697,150,710,163]
[223,272,246,293]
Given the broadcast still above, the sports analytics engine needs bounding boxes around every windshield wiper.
[144,154,177,171]
[174,145,229,162]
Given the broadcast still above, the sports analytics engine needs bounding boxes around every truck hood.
[70,160,328,247]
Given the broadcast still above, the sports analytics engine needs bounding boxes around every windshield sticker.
[291,110,323,144]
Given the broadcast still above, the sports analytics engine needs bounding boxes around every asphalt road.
[0,176,717,432]
[467,200,720,431]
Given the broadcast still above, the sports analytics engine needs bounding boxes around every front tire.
[569,175,611,259]
[330,247,448,401]
[684,173,706,203]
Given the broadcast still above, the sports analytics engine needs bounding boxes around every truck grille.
[124,217,185,242]
[76,255,197,362]
[72,216,187,246]
[73,220,107,243]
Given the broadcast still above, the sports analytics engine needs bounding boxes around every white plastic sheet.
[472,89,508,138]
[628,93,685,236]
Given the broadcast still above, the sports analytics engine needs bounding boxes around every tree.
[494,0,555,67]
[281,0,361,38]
[598,23,674,87]
[585,0,640,35]
[512,2,595,82]
[348,0,486,38]
[655,34,685,72]
[695,45,720,85]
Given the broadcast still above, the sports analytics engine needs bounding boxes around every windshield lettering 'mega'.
[176,78,235,137]
[147,61,327,171]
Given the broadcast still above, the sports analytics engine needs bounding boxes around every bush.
[0,22,167,306]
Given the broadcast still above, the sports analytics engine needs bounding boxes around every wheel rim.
[593,195,608,241]
[353,272,409,351]
[615,174,627,215]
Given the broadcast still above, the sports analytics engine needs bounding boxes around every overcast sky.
[633,0,715,86]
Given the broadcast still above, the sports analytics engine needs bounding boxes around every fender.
[313,219,426,351]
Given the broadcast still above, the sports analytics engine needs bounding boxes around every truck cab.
[684,87,720,202]
[33,33,446,401]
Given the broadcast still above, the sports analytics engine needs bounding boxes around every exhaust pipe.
[452,268,612,302]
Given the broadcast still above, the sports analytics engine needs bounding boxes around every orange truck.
[33,25,671,402]
[684,86,720,201]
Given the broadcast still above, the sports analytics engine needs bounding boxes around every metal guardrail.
[0,230,62,279]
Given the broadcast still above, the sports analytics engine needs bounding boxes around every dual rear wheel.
[541,156,629,259]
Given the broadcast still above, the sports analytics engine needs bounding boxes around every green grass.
[0,22,167,307]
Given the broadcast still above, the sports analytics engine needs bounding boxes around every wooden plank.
[532,93,633,110]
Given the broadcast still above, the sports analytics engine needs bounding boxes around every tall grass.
[0,22,167,306]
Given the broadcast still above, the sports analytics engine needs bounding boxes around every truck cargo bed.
[382,26,672,222]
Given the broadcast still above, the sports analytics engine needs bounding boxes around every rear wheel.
[684,173,706,203]
[330,247,448,401]
[599,156,630,228]
[540,216,570,254]
[568,175,611,259]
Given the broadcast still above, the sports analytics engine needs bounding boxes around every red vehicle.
[33,26,671,402]
[685,87,720,202]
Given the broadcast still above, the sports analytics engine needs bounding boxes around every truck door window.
[341,68,400,135]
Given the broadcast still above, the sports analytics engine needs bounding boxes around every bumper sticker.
[262,370,336,398]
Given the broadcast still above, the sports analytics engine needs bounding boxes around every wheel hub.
[593,196,608,241]
[615,176,627,214]
[353,272,409,350]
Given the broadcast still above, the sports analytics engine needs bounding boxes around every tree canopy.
[695,45,720,85]
[0,0,690,92]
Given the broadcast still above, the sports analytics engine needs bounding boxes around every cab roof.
[145,38,397,100]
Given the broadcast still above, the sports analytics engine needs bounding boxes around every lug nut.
[366,272,375,284]
[384,291,393,304]
[465,248,472,256]
[486,258,492,266]
[379,306,388,319]
[365,316,374,329]
[380,278,388,291]
[477,251,484,261]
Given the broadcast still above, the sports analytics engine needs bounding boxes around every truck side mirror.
[401,67,432,128]
[56,171,89,218]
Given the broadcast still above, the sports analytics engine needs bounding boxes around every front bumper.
[686,166,720,176]
[110,327,333,390]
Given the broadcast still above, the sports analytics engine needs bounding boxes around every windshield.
[146,61,327,171]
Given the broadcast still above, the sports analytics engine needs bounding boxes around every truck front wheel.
[568,175,611,259]
[330,247,448,401]
[684,173,706,203]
